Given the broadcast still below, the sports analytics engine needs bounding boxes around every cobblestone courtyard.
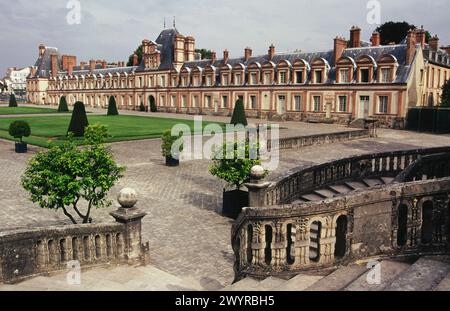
[1,122,450,289]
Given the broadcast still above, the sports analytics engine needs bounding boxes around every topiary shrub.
[230,99,248,126]
[150,97,157,112]
[58,96,69,112]
[9,94,17,107]
[139,102,146,112]
[9,120,31,142]
[107,96,119,116]
[67,101,89,137]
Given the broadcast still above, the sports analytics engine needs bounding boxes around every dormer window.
[279,71,287,84]
[295,71,304,84]
[310,58,329,84]
[314,70,323,84]
[264,72,271,85]
[380,68,392,83]
[223,74,229,86]
[339,69,349,83]
[360,68,370,83]
[250,73,258,85]
[235,73,242,85]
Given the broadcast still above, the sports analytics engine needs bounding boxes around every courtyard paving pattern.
[1,124,450,289]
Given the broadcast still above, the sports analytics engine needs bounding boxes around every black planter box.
[15,142,27,153]
[165,156,180,167]
[222,189,249,219]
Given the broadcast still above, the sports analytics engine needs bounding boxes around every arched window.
[262,61,276,85]
[377,54,398,83]
[292,59,310,84]
[219,64,232,86]
[233,63,246,86]
[335,56,356,83]
[356,55,377,83]
[277,60,292,84]
[204,65,217,86]
[310,58,330,84]
[180,67,191,87]
[248,62,261,85]
[192,66,203,87]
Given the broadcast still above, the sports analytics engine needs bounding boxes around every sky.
[0,0,449,76]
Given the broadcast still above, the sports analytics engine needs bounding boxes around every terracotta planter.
[15,142,27,153]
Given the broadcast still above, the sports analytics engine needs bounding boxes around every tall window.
[171,95,176,107]
[181,95,187,107]
[296,71,304,84]
[250,73,257,85]
[160,76,166,87]
[313,96,321,112]
[250,96,257,109]
[235,74,242,85]
[222,95,229,108]
[338,96,347,112]
[339,69,349,83]
[314,70,323,84]
[381,68,392,83]
[205,95,212,108]
[294,95,302,111]
[222,75,229,86]
[378,96,389,113]
[192,96,199,107]
[360,69,370,83]
[279,71,287,84]
[264,72,271,85]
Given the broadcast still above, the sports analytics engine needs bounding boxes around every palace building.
[27,26,450,128]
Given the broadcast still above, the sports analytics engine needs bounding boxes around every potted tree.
[161,130,183,166]
[9,120,31,153]
[210,140,263,218]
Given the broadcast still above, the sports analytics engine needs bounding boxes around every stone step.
[305,265,368,291]
[254,277,286,291]
[344,260,411,291]
[223,277,260,291]
[276,274,324,291]
[328,184,352,194]
[362,178,384,187]
[433,272,450,291]
[345,181,368,190]
[314,189,336,198]
[384,257,450,291]
[300,194,325,202]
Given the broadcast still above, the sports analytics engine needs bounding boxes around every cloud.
[0,0,448,76]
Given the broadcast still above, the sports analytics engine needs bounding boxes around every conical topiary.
[58,96,69,112]
[67,101,89,137]
[150,96,157,112]
[9,94,17,107]
[139,102,146,112]
[230,99,248,126]
[107,96,119,116]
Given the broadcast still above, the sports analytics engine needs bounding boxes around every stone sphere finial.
[117,188,138,208]
[250,165,266,180]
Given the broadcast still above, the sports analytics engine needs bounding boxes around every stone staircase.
[223,256,450,291]
[292,177,395,204]
[0,265,206,291]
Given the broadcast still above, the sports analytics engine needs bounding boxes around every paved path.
[1,123,450,289]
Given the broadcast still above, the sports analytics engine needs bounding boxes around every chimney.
[333,36,347,64]
[39,44,46,57]
[441,46,450,56]
[415,27,426,49]
[31,67,37,77]
[429,35,440,51]
[102,60,107,69]
[406,30,417,65]
[89,59,96,72]
[268,44,275,60]
[350,26,361,48]
[50,54,58,77]
[370,31,381,47]
[223,49,229,64]
[132,54,139,66]
[80,61,86,70]
[244,47,252,62]
[211,51,217,64]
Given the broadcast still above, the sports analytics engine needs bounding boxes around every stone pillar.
[110,188,149,265]
[245,166,271,207]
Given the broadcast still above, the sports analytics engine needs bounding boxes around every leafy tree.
[107,96,119,116]
[230,99,248,126]
[209,141,263,190]
[150,96,157,112]
[195,49,213,60]
[22,124,125,224]
[9,93,17,107]
[375,21,431,45]
[9,121,31,142]
[441,80,450,108]
[161,130,184,158]
[67,101,89,137]
[58,96,69,113]
[127,46,143,66]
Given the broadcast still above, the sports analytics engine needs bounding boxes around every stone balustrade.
[0,188,150,284]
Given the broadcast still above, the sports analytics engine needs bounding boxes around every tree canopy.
[441,80,450,107]
[127,46,143,66]
[195,49,213,60]
[375,21,431,45]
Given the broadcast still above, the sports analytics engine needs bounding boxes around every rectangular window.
[223,75,229,86]
[235,74,242,85]
[160,76,166,87]
[296,71,304,84]
[206,76,212,86]
[314,70,323,84]
[264,72,271,85]
[381,68,392,83]
[222,95,228,108]
[378,96,389,113]
[149,76,154,87]
[338,96,347,112]
[360,69,370,83]
[250,95,257,109]
[205,95,212,108]
[171,95,176,107]
[340,69,349,83]
[294,95,302,111]
[181,95,187,107]
[279,72,287,84]
[160,95,166,106]
[192,96,199,107]
[172,77,178,87]
[313,96,321,112]
[250,73,257,85]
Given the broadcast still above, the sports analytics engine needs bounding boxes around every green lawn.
[0,106,59,115]
[0,115,226,147]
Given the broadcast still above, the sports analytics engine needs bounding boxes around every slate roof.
[34,47,60,78]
